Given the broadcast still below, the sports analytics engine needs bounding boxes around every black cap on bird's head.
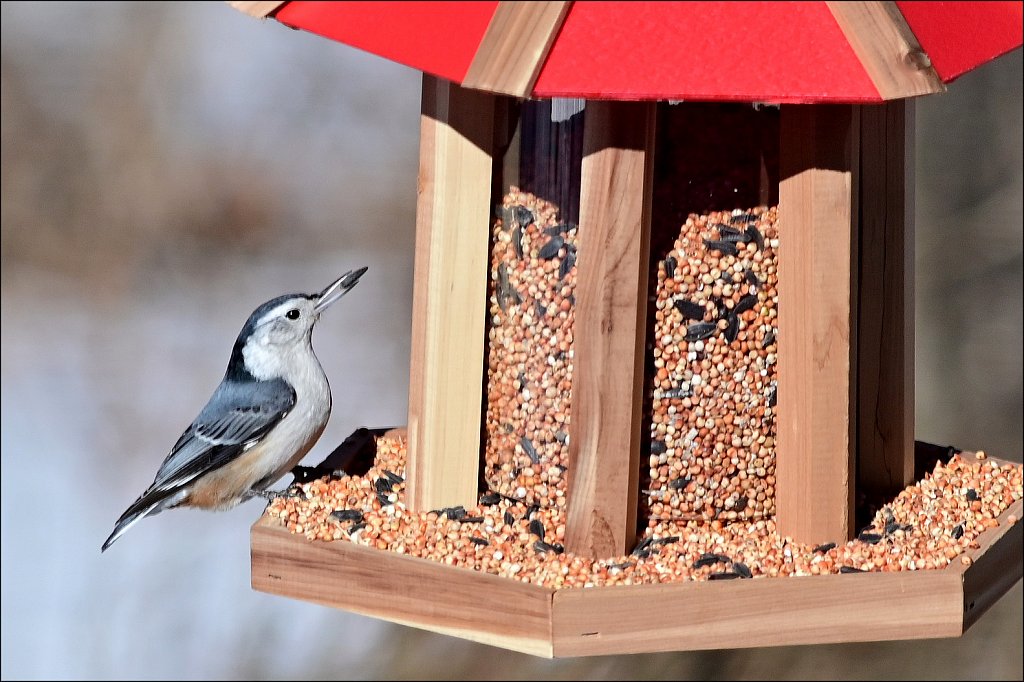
[224,268,368,382]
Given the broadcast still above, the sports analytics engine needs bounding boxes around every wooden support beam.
[826,1,945,100]
[857,100,915,497]
[226,1,286,19]
[565,100,656,558]
[462,1,572,98]
[777,104,860,544]
[406,75,495,512]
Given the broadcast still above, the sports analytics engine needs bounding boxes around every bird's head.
[225,267,367,382]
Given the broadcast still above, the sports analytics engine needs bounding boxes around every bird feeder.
[230,1,1023,657]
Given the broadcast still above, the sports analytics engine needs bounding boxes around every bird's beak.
[315,267,368,314]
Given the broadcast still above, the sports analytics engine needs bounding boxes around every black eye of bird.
[286,309,300,320]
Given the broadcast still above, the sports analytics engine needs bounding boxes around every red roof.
[257,1,1022,103]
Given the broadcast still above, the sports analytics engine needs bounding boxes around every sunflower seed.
[330,509,364,523]
[703,239,739,256]
[693,552,730,568]
[663,255,677,279]
[684,322,717,342]
[951,523,964,539]
[529,519,545,539]
[520,437,540,464]
[745,225,764,251]
[674,298,706,320]
[813,542,836,553]
[479,492,501,506]
[733,562,753,579]
[709,571,741,580]
[734,293,758,316]
[469,537,489,546]
[538,235,564,260]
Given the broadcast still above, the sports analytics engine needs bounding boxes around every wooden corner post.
[777,104,860,544]
[565,100,656,558]
[857,99,915,498]
[406,75,495,512]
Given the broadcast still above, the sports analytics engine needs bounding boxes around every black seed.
[730,212,757,225]
[520,437,540,464]
[703,239,739,256]
[663,255,677,279]
[503,511,516,527]
[539,235,564,260]
[693,552,730,569]
[884,520,900,536]
[479,492,501,506]
[376,492,391,507]
[674,298,706,320]
[840,566,866,574]
[951,523,964,539]
[709,571,741,580]
[651,439,667,455]
[534,540,564,555]
[535,299,546,318]
[723,314,739,344]
[330,509,364,523]
[555,464,568,473]
[375,477,393,494]
[745,225,764,251]
[559,247,576,280]
[513,205,534,230]
[715,224,747,242]
[966,488,979,502]
[668,476,691,491]
[434,505,466,520]
[383,470,404,485]
[733,562,753,579]
[348,522,367,535]
[459,516,485,524]
[529,519,545,539]
[763,329,776,348]
[651,535,680,547]
[632,537,655,556]
[544,223,571,236]
[732,496,748,511]
[813,542,836,553]
[767,383,777,408]
[470,537,489,546]
[632,549,653,560]
[526,504,540,519]
[744,268,761,287]
[517,371,527,390]
[684,322,717,342]
[554,430,569,444]
[734,293,758,316]
[609,561,634,571]
[858,532,883,544]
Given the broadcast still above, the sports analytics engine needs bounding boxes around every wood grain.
[406,75,494,513]
[564,101,656,559]
[827,1,945,100]
[777,104,859,544]
[462,1,572,97]
[252,518,555,656]
[551,567,963,656]
[226,1,286,19]
[857,100,915,498]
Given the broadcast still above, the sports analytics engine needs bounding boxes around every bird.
[101,268,368,552]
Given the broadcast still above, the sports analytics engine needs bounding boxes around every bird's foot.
[247,485,306,503]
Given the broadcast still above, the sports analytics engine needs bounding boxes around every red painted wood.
[528,1,880,103]
[270,1,1022,102]
[275,1,498,84]
[897,1,1023,82]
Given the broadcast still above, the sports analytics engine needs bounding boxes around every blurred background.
[1,2,1020,679]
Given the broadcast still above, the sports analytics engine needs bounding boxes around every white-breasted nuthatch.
[102,268,367,552]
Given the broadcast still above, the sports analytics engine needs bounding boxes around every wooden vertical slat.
[826,1,945,100]
[777,104,860,544]
[462,1,572,98]
[565,101,656,558]
[857,100,915,497]
[406,75,495,512]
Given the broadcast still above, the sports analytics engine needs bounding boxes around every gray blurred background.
[1,2,1020,680]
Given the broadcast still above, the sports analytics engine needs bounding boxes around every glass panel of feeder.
[642,101,780,526]
[482,97,585,508]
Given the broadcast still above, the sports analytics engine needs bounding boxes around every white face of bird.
[242,296,320,379]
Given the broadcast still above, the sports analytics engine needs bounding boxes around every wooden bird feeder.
[230,1,1023,657]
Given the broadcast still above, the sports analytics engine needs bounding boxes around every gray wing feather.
[151,378,296,492]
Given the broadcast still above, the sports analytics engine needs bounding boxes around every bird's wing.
[148,378,297,494]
